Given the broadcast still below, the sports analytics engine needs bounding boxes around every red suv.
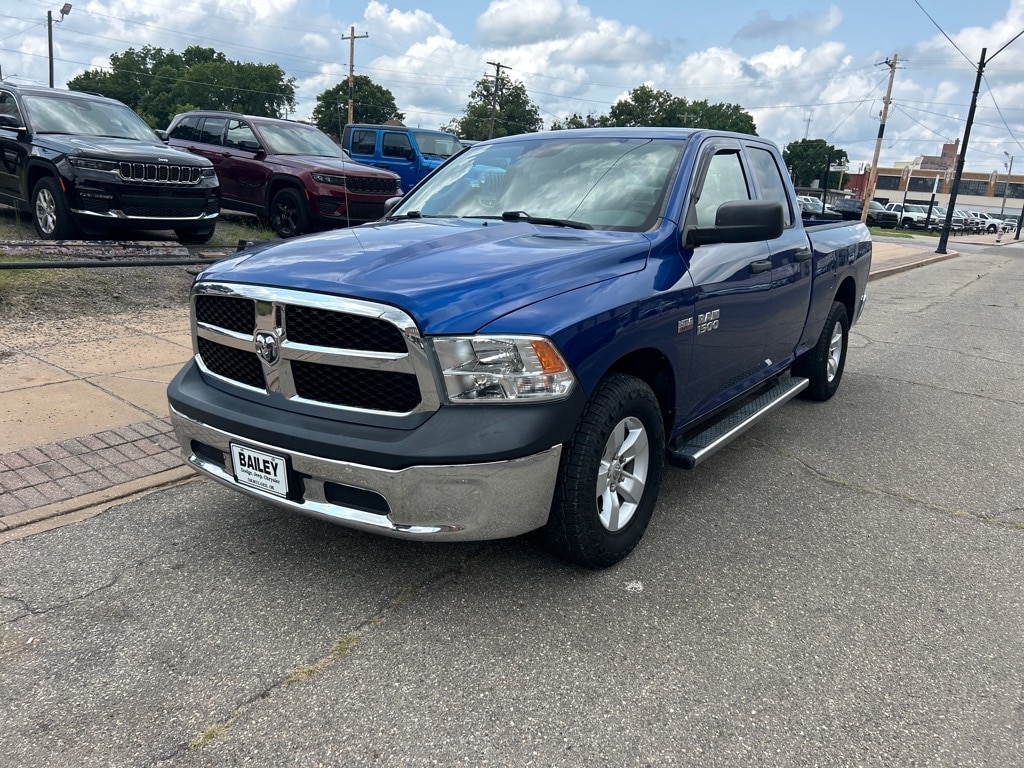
[165,111,401,237]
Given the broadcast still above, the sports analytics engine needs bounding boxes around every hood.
[198,219,651,334]
[43,135,209,165]
[275,154,399,179]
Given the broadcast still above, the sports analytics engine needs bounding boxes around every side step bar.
[666,377,809,470]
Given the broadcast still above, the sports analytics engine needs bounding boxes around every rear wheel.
[269,188,308,238]
[794,300,849,401]
[540,374,665,568]
[32,177,79,240]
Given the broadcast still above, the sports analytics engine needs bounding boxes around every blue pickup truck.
[168,128,871,567]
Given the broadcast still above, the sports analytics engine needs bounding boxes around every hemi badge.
[678,317,694,333]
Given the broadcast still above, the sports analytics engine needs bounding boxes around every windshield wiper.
[500,210,592,229]
[388,210,423,220]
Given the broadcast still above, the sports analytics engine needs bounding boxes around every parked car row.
[0,84,470,243]
[0,84,220,243]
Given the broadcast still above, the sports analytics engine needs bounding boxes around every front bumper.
[170,406,562,541]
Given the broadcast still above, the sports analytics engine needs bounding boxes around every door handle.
[795,246,813,262]
[749,259,772,274]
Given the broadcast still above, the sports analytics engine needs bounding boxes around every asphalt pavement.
[1,238,1021,766]
[0,231,1018,536]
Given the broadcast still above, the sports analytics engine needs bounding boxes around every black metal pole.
[937,48,986,255]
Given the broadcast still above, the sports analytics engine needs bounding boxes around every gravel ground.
[0,206,275,321]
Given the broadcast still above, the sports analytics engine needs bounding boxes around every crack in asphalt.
[750,438,1024,532]
[148,540,508,766]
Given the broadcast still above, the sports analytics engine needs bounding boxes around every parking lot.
[1,241,1022,766]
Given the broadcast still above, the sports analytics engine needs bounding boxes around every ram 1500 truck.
[168,128,871,568]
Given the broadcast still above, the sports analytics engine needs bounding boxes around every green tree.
[66,46,296,128]
[311,76,404,139]
[783,138,849,188]
[548,112,605,130]
[444,72,542,140]
[603,85,757,134]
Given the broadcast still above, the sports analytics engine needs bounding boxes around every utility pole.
[936,48,986,254]
[486,61,503,139]
[861,53,898,224]
[341,26,368,125]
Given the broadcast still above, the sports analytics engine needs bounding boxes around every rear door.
[744,141,813,365]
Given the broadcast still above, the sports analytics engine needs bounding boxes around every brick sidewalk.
[0,417,182,521]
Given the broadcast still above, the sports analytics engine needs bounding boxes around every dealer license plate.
[230,443,289,498]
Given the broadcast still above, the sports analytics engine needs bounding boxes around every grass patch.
[285,633,360,686]
[190,722,230,748]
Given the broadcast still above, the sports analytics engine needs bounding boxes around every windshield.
[412,131,461,159]
[258,122,346,157]
[23,92,157,141]
[392,136,685,232]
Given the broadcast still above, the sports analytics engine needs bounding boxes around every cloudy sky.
[4,0,1024,173]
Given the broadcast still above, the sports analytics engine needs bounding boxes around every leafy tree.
[604,85,756,134]
[548,112,605,130]
[443,72,542,140]
[783,138,849,188]
[67,46,296,128]
[312,76,404,139]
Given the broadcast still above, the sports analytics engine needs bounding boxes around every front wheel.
[540,374,665,568]
[794,300,849,401]
[32,177,79,240]
[269,188,308,238]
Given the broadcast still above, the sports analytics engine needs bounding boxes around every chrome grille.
[119,162,204,184]
[192,284,439,416]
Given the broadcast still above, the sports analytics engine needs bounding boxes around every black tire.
[269,188,308,238]
[31,177,79,240]
[986,224,997,233]
[175,226,215,244]
[794,300,849,401]
[540,373,665,568]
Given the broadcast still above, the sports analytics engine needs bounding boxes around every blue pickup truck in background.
[168,127,871,568]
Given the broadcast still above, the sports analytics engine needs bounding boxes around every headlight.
[68,157,118,172]
[201,167,216,178]
[312,172,347,186]
[433,336,575,403]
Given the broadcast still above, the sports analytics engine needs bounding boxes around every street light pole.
[46,4,72,88]
[1000,152,1014,216]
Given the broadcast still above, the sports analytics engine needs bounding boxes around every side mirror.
[384,196,403,214]
[153,128,168,142]
[686,200,784,247]
[0,114,26,131]
[238,139,262,153]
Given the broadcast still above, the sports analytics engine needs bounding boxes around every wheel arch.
[601,347,675,446]
[25,161,61,204]
[264,175,308,213]
[834,274,857,322]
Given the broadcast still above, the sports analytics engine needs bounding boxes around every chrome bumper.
[169,406,562,541]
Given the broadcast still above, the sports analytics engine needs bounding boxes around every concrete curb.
[0,467,195,542]
[868,250,962,280]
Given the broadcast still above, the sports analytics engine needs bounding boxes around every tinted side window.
[747,146,793,227]
[694,151,750,227]
[197,117,226,146]
[351,129,376,156]
[224,119,258,150]
[0,90,23,123]
[382,132,412,159]
[169,116,198,142]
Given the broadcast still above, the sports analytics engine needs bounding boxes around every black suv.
[831,198,899,228]
[165,111,401,238]
[0,85,219,242]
